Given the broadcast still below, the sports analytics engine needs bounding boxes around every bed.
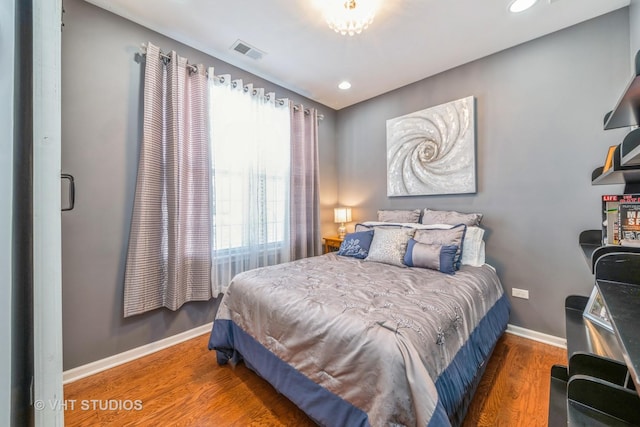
[208,220,509,426]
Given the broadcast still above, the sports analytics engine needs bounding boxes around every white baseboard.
[506,324,566,349]
[63,322,213,384]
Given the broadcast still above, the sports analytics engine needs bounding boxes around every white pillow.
[460,226,485,266]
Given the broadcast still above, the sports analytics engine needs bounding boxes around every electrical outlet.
[512,288,529,299]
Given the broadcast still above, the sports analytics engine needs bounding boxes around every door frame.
[1,0,16,423]
[33,0,64,425]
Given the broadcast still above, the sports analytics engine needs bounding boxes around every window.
[209,80,290,255]
[212,171,287,250]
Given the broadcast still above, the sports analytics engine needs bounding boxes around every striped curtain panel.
[289,105,321,259]
[123,42,212,317]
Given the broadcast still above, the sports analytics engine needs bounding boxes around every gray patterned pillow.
[421,209,482,226]
[364,227,415,267]
[413,224,466,268]
[377,209,421,223]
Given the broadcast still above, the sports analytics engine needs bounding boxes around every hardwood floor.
[64,332,566,426]
[462,334,566,426]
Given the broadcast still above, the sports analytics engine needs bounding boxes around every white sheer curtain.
[208,69,291,295]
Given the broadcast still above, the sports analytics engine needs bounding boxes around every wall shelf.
[548,366,569,426]
[578,230,601,268]
[597,279,640,392]
[578,230,640,273]
[595,50,640,194]
[621,128,640,167]
[591,144,640,189]
[567,374,640,426]
[594,252,640,283]
[603,51,640,130]
[548,255,640,426]
[590,245,640,275]
[549,52,640,425]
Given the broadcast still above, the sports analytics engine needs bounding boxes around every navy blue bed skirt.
[209,294,510,426]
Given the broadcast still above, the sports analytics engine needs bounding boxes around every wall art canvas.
[386,96,476,197]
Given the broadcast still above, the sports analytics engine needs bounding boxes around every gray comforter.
[214,253,505,426]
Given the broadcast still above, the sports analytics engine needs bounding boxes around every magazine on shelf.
[619,201,640,247]
[601,194,640,245]
[602,195,620,245]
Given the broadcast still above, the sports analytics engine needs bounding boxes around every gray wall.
[631,0,640,61]
[335,9,630,338]
[61,0,337,370]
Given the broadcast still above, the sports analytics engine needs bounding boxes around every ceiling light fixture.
[338,81,352,90]
[322,0,380,36]
[508,0,538,13]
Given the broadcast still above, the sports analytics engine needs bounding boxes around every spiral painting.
[386,96,476,196]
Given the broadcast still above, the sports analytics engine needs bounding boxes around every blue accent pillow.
[336,230,374,259]
[403,239,458,275]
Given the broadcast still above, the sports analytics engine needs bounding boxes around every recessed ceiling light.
[508,0,538,13]
[338,81,352,90]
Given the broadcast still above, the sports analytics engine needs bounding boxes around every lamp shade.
[334,207,352,223]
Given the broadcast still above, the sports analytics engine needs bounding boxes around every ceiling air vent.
[230,40,264,60]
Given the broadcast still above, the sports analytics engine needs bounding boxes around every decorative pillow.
[460,226,485,266]
[421,209,483,226]
[403,239,458,274]
[336,230,374,259]
[413,224,467,269]
[364,227,415,267]
[377,209,421,223]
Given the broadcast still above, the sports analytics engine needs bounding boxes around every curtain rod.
[140,44,324,121]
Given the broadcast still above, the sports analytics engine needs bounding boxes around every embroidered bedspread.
[210,253,505,426]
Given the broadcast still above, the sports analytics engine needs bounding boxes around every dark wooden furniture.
[323,236,343,254]
[548,50,640,426]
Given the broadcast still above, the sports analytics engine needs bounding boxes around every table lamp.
[334,207,352,239]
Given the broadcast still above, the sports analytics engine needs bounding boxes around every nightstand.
[323,236,344,254]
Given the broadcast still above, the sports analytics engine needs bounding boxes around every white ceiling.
[84,0,630,110]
